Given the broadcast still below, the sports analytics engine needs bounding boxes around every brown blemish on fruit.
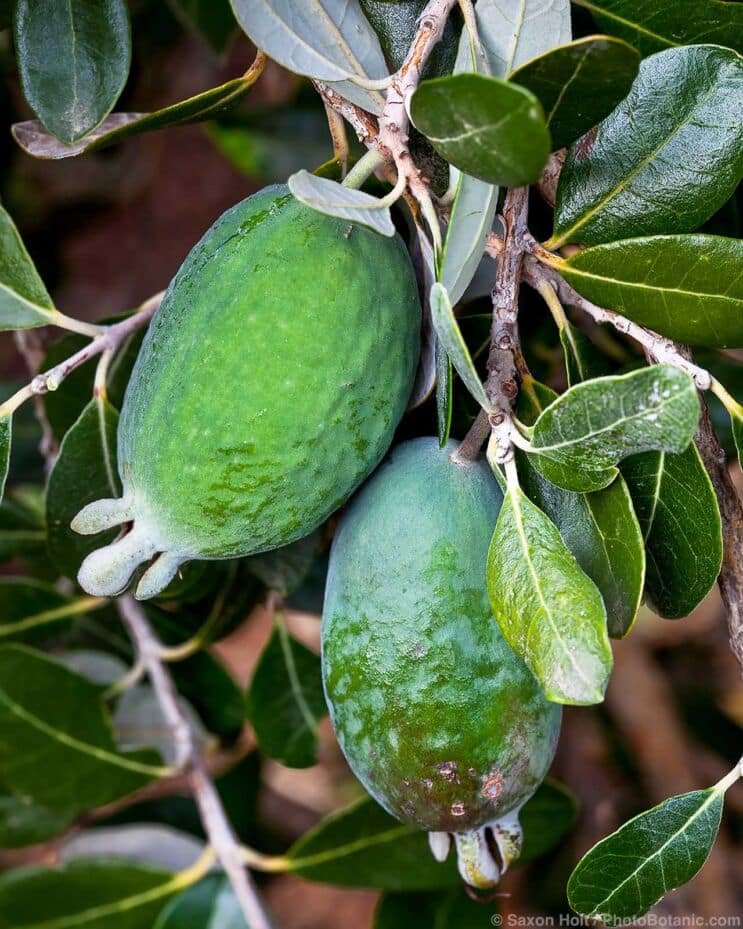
[437,761,458,781]
[481,767,504,803]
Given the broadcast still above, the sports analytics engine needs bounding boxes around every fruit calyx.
[428,806,524,889]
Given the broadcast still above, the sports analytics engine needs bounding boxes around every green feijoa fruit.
[72,185,420,599]
[322,437,561,889]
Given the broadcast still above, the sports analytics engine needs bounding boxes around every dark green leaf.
[12,73,260,160]
[487,483,612,704]
[435,338,453,447]
[231,0,387,114]
[0,487,47,563]
[568,788,725,924]
[529,366,700,492]
[14,0,131,144]
[285,796,459,890]
[0,644,164,815]
[154,874,247,928]
[246,616,325,768]
[621,445,722,618]
[0,859,177,929]
[559,319,612,386]
[518,381,645,637]
[0,0,11,30]
[572,0,743,57]
[0,203,56,330]
[167,0,236,54]
[0,414,9,502]
[411,73,551,186]
[248,531,322,596]
[510,36,640,149]
[46,397,120,581]
[374,892,441,929]
[0,792,74,848]
[520,779,579,861]
[551,45,743,246]
[0,578,90,645]
[559,235,743,348]
[358,0,459,76]
[430,283,492,411]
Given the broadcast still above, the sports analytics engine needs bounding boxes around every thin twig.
[522,255,712,390]
[0,292,163,419]
[116,596,274,929]
[485,187,530,461]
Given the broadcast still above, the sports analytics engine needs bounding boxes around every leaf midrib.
[586,790,721,916]
[554,74,724,245]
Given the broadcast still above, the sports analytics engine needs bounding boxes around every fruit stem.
[342,148,386,190]
[451,409,490,462]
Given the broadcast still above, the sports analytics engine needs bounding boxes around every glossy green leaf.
[440,172,499,306]
[46,397,121,581]
[0,414,9,503]
[154,874,248,928]
[528,366,700,492]
[14,0,131,144]
[0,790,74,849]
[167,0,237,54]
[559,235,743,348]
[288,171,395,236]
[231,0,387,114]
[12,73,260,159]
[411,74,551,186]
[0,859,177,929]
[551,45,743,246]
[285,796,459,890]
[0,578,90,645]
[510,36,640,150]
[430,283,492,411]
[0,644,164,815]
[571,0,743,57]
[245,616,325,768]
[487,483,612,705]
[435,338,453,447]
[621,445,722,618]
[568,788,725,924]
[520,378,645,638]
[0,203,56,330]
[472,0,572,77]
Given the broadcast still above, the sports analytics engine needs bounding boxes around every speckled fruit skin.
[322,438,561,834]
[73,184,420,598]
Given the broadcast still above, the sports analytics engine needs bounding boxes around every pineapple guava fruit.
[72,186,420,599]
[322,438,562,887]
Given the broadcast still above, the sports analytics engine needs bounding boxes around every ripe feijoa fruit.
[322,438,561,887]
[72,186,420,599]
